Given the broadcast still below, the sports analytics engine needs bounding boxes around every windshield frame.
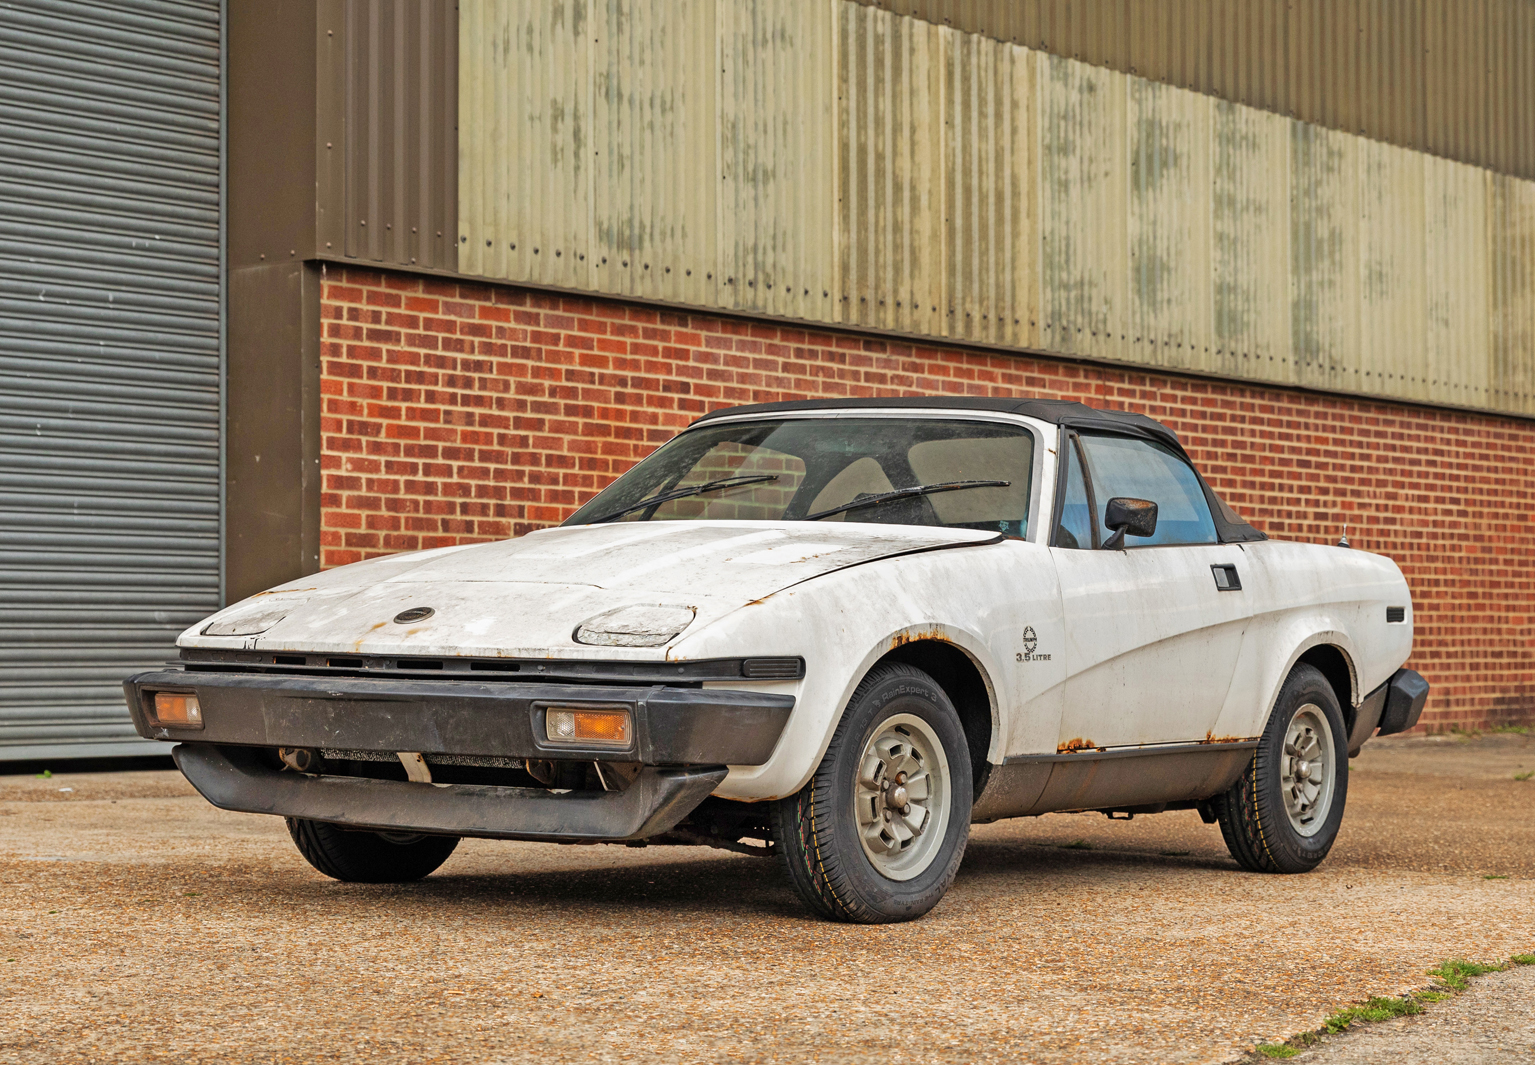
[563,409,1051,542]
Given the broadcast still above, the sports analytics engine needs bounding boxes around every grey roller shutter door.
[0,0,221,760]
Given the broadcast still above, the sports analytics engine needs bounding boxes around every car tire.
[770,662,972,923]
[1214,663,1349,874]
[286,818,460,882]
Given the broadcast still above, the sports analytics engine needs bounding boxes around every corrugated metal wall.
[318,0,458,272]
[851,0,1535,183]
[457,0,1535,417]
[459,0,837,316]
[0,0,222,759]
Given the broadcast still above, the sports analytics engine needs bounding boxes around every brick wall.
[320,265,1535,731]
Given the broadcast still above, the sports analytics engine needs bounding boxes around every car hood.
[184,521,1000,658]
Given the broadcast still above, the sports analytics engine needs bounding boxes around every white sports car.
[126,398,1427,922]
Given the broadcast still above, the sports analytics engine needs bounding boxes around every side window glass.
[1053,438,1094,549]
[1077,434,1217,546]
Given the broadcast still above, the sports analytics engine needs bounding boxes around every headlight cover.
[574,604,696,647]
[201,596,310,637]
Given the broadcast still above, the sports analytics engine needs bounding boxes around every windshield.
[563,417,1035,537]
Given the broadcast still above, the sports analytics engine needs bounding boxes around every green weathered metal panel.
[457,0,1535,417]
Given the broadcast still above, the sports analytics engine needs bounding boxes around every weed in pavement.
[1249,957,1519,1060]
[1254,1044,1299,1058]
[1322,996,1422,1033]
[1428,959,1506,991]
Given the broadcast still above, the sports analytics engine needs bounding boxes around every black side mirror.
[1102,497,1158,550]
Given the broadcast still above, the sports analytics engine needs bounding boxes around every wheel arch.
[875,637,997,803]
[1294,643,1357,732]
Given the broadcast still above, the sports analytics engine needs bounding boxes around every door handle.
[1211,564,1242,591]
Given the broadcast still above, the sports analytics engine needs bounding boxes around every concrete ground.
[1294,962,1535,1063]
[0,732,1530,1064]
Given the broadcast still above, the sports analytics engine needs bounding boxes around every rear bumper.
[123,668,794,766]
[1376,668,1430,736]
[1351,667,1430,752]
[173,743,727,842]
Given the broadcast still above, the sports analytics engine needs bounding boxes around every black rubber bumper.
[173,743,728,842]
[124,669,794,765]
[1351,667,1430,750]
[1376,668,1430,736]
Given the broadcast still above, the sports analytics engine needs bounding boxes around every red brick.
[321,270,1535,731]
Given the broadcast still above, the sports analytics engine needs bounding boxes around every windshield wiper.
[805,479,1011,521]
[586,474,780,524]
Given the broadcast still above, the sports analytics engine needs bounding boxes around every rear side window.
[1077,433,1217,547]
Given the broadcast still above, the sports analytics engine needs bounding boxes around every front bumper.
[172,744,728,842]
[124,669,794,765]
[123,668,794,841]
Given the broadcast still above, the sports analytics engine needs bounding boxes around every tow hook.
[277,747,321,773]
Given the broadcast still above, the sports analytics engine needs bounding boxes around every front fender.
[673,557,1022,802]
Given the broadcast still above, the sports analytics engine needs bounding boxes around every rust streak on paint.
[352,621,390,651]
[1201,732,1251,745]
[1058,737,1098,754]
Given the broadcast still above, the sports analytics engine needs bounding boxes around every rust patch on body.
[890,629,951,649]
[1201,732,1250,745]
[1057,737,1098,754]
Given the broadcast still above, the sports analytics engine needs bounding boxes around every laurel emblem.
[1022,625,1038,656]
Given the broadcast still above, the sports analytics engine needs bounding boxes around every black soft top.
[692,396,1265,543]
[696,396,1182,449]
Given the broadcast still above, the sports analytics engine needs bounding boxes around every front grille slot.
[1386,606,1406,623]
[396,658,444,670]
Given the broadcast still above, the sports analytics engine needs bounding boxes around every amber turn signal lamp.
[545,708,631,746]
[152,692,203,729]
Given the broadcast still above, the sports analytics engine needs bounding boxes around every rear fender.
[1210,619,1360,740]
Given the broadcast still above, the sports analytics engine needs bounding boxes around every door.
[1050,432,1251,749]
[0,1,222,760]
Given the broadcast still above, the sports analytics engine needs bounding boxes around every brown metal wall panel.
[851,0,1535,181]
[316,0,457,272]
[226,262,322,603]
[230,0,317,268]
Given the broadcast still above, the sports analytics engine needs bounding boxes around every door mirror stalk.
[1102,497,1158,550]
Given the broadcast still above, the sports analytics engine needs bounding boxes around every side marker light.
[152,692,203,729]
[545,708,631,746]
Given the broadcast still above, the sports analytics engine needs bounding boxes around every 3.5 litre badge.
[1016,625,1052,662]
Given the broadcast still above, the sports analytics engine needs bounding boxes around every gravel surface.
[1,733,1530,1064]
